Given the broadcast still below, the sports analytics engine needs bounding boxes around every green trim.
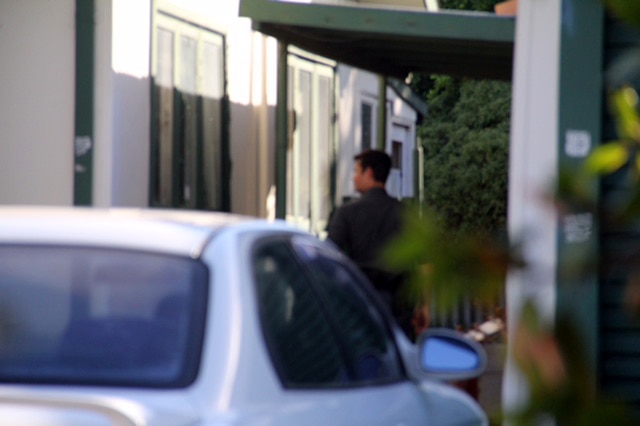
[74,0,95,206]
[196,96,205,209]
[556,0,605,386]
[149,80,160,207]
[377,75,387,151]
[388,78,428,117]
[239,0,515,80]
[220,94,231,212]
[240,0,513,42]
[276,41,289,219]
[172,87,182,207]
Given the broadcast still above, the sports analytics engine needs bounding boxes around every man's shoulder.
[364,188,401,205]
[335,189,402,214]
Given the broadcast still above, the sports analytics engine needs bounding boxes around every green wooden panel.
[602,333,640,354]
[600,307,640,330]
[74,0,95,206]
[555,0,605,389]
[599,14,640,412]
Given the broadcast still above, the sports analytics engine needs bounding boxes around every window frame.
[150,9,229,211]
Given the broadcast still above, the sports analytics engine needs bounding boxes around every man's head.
[353,149,392,194]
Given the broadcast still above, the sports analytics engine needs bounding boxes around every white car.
[0,207,488,426]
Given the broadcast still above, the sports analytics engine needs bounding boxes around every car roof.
[0,206,271,257]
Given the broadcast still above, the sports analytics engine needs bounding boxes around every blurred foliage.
[558,86,640,224]
[507,302,633,426]
[395,1,640,424]
[384,208,517,315]
[603,0,640,27]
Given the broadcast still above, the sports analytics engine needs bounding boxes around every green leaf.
[583,142,629,174]
[610,87,640,142]
[603,0,640,28]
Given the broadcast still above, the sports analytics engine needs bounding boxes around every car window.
[0,245,208,388]
[253,240,350,388]
[291,237,405,384]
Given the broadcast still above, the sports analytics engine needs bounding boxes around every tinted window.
[0,245,208,388]
[253,240,349,388]
[291,238,404,384]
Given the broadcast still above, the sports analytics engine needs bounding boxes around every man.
[327,149,413,339]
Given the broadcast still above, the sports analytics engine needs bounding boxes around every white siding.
[94,0,151,207]
[0,0,75,205]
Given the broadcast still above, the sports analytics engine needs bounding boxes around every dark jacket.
[327,187,402,280]
[327,187,413,338]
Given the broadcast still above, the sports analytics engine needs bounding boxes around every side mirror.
[417,328,487,381]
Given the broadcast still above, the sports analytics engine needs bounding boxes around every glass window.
[155,27,175,206]
[296,70,312,219]
[392,140,403,170]
[0,245,208,388]
[253,240,349,388]
[291,238,404,384]
[286,56,334,236]
[201,41,224,210]
[152,13,226,211]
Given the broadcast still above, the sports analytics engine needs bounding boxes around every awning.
[239,0,515,81]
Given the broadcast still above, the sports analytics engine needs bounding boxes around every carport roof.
[239,0,515,81]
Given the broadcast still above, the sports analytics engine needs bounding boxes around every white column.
[503,0,562,413]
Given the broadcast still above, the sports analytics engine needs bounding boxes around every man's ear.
[365,166,382,185]
[363,166,375,181]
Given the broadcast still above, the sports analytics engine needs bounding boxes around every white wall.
[0,0,152,207]
[0,0,75,205]
[227,28,278,217]
[94,0,151,207]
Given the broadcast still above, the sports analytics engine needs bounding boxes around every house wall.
[0,0,416,221]
[336,66,417,202]
[227,29,278,218]
[94,0,152,207]
[0,0,76,205]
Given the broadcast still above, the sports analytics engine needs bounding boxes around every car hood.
[0,387,199,426]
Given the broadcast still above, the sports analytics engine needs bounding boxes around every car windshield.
[0,245,208,388]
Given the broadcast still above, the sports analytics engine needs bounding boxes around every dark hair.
[354,149,392,183]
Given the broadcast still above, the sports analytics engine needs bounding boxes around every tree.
[439,0,500,12]
[409,0,511,237]
[419,78,510,236]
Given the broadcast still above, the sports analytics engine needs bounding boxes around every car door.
[252,234,429,425]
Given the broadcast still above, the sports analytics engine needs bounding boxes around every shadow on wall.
[229,101,277,217]
[106,72,152,207]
